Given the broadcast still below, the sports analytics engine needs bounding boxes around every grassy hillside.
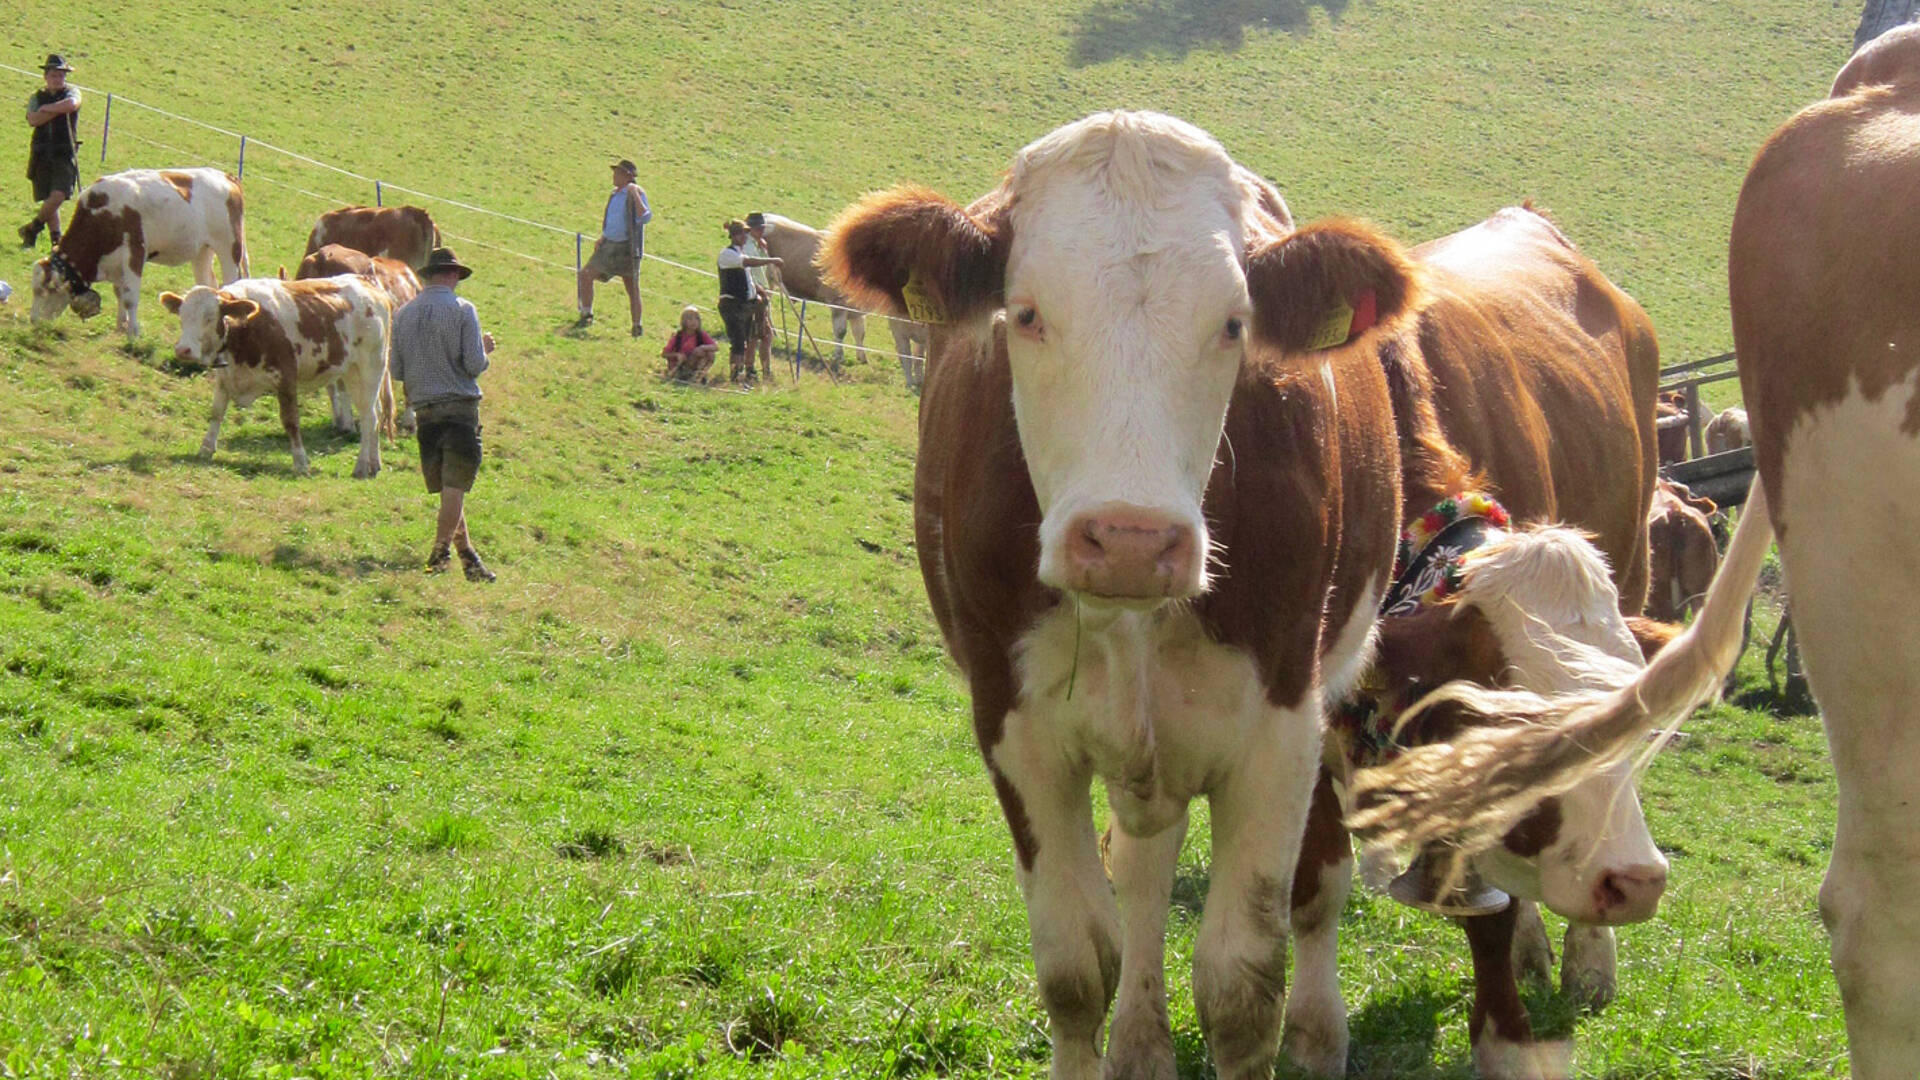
[1,1,1858,1076]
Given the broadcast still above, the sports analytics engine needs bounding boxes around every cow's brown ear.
[820,185,1006,326]
[160,291,185,315]
[219,297,261,323]
[1246,219,1420,355]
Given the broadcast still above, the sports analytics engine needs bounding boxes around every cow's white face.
[1002,114,1252,604]
[1474,761,1668,925]
[162,286,255,370]
[29,260,70,324]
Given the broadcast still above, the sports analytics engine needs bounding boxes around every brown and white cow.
[1655,389,1692,465]
[29,168,248,339]
[822,111,1655,1080]
[160,276,393,478]
[1645,478,1721,622]
[294,244,421,433]
[1704,405,1751,454]
[1347,26,1920,1078]
[304,205,439,271]
[1305,525,1670,1078]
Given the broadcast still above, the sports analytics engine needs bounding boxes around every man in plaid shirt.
[391,247,498,582]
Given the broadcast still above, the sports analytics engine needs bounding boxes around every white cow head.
[1365,528,1670,925]
[161,286,257,370]
[30,256,100,323]
[824,111,1418,606]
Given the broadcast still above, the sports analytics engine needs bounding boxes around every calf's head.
[161,286,259,370]
[824,110,1416,605]
[1361,528,1671,925]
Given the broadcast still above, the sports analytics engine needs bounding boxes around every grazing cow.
[29,168,248,338]
[304,205,439,271]
[1645,479,1720,622]
[822,111,1655,1080]
[1704,405,1751,454]
[294,244,421,433]
[1655,389,1691,464]
[1346,27,1920,1078]
[160,276,393,478]
[1311,526,1670,1077]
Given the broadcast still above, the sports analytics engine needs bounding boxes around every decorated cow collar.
[46,251,93,296]
[1332,491,1512,763]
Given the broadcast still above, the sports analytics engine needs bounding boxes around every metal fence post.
[237,134,247,178]
[99,93,111,165]
[575,232,583,273]
[375,179,383,207]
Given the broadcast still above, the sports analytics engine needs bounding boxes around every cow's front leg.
[1560,923,1616,1010]
[199,380,231,459]
[1284,770,1352,1077]
[1193,704,1318,1080]
[1510,900,1555,986]
[117,280,140,338]
[1102,813,1186,1080]
[276,383,311,475]
[990,716,1119,1080]
[1460,905,1558,1080]
[192,245,218,289]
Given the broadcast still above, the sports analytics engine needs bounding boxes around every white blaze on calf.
[162,276,392,478]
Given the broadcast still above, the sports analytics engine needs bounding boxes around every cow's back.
[307,207,437,270]
[1407,208,1659,610]
[762,215,846,306]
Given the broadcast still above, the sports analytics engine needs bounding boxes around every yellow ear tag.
[901,268,948,325]
[1305,301,1355,351]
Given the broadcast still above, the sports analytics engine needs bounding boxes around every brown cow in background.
[305,205,440,271]
[1645,478,1720,622]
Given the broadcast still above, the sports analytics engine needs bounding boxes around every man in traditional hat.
[392,247,499,582]
[743,212,777,381]
[716,220,783,386]
[21,54,81,249]
[575,158,651,337]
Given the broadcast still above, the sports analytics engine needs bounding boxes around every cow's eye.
[1012,305,1044,340]
[1223,317,1244,342]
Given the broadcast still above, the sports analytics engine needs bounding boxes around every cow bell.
[68,287,102,320]
[1386,845,1511,916]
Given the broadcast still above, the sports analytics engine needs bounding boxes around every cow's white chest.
[1013,604,1325,836]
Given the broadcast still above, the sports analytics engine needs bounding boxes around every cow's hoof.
[1102,1012,1176,1080]
[197,445,216,460]
[352,464,379,480]
[1473,1034,1563,1080]
[1281,1015,1348,1078]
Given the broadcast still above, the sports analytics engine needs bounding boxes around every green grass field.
[0,1,1859,1075]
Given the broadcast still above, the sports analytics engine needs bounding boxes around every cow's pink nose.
[1592,863,1667,924]
[1063,510,1197,599]
[174,345,194,361]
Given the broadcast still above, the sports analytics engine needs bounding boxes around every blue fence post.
[375,179,383,207]
[99,93,111,165]
[575,232,583,273]
[237,134,247,178]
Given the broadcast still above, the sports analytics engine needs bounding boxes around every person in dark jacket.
[21,54,81,249]
[716,220,782,385]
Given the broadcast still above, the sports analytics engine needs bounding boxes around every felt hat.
[420,247,473,280]
[41,54,73,72]
[611,159,637,174]
[745,212,766,229]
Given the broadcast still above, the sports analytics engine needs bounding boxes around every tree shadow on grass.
[1068,0,1355,67]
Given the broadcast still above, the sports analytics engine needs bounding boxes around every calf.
[295,244,421,433]
[1309,525,1669,1078]
[1704,406,1750,454]
[1645,479,1720,622]
[1654,389,1691,465]
[160,277,392,478]
[29,168,247,338]
[305,205,439,270]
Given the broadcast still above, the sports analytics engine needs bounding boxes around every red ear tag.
[1348,289,1378,340]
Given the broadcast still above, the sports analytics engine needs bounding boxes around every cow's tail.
[1347,479,1776,853]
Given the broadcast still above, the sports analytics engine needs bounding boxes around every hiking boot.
[573,312,594,329]
[459,548,497,583]
[425,543,452,575]
[18,220,43,248]
[630,323,645,339]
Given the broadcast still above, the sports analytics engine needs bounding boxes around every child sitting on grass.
[662,305,718,382]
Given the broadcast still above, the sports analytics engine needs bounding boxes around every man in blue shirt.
[575,159,650,337]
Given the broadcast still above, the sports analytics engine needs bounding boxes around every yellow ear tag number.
[1305,301,1355,351]
[901,269,947,325]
